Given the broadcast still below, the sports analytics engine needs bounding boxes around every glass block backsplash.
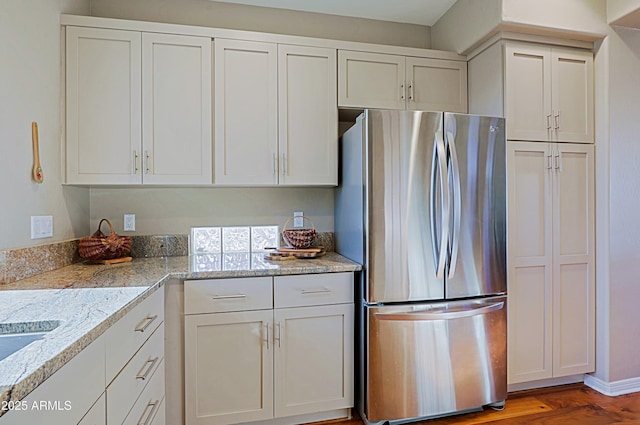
[190,226,279,254]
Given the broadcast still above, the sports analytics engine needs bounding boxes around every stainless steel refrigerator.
[335,110,507,424]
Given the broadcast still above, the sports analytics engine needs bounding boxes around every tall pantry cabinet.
[468,39,595,386]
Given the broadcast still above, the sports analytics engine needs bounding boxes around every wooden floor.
[321,384,640,424]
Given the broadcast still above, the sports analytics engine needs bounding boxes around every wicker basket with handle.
[79,218,131,261]
[282,216,317,249]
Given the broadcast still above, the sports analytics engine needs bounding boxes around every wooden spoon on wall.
[32,121,43,183]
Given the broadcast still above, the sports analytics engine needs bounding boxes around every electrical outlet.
[293,211,304,228]
[31,216,53,239]
[124,214,135,231]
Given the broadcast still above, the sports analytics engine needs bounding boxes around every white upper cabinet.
[338,50,467,112]
[66,26,142,185]
[338,51,406,110]
[278,45,337,186]
[66,26,212,185]
[505,42,593,143]
[405,57,467,112]
[214,39,278,185]
[215,39,338,186]
[142,33,212,185]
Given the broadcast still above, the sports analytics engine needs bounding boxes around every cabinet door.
[551,48,594,143]
[66,26,141,184]
[142,33,212,185]
[552,144,595,377]
[506,141,553,384]
[214,39,278,185]
[406,57,467,113]
[338,50,405,110]
[504,43,552,142]
[273,304,354,417]
[184,310,273,425]
[278,45,337,186]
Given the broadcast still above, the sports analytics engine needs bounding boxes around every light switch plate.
[124,214,135,231]
[293,211,304,228]
[31,216,53,239]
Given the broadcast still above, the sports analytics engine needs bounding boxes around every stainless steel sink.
[0,321,60,362]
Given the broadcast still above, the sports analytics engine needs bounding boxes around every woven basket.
[79,218,131,261]
[282,216,317,249]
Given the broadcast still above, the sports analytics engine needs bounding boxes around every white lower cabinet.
[0,290,166,425]
[273,304,354,418]
[0,334,105,425]
[184,273,354,425]
[185,310,274,425]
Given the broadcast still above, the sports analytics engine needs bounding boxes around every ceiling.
[210,0,458,26]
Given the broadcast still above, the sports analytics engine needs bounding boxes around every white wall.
[431,0,502,54]
[0,0,90,250]
[599,25,640,383]
[89,187,335,234]
[501,0,607,36]
[608,0,640,24]
[89,0,431,49]
[432,0,607,54]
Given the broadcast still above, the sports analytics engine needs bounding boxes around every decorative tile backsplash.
[190,227,222,254]
[251,226,279,251]
[191,226,279,254]
[222,227,251,252]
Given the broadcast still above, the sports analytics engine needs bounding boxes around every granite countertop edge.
[0,253,361,416]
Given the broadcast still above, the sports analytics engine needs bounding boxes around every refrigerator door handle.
[430,131,449,279]
[446,131,461,279]
[374,301,504,321]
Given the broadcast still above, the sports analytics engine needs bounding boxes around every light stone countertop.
[0,252,361,415]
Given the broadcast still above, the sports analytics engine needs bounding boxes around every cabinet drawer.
[274,273,353,308]
[107,324,164,425]
[121,360,165,425]
[106,289,164,384]
[184,277,272,314]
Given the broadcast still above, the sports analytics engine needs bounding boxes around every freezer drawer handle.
[374,301,504,321]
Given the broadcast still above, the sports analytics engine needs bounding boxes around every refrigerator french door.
[335,110,507,424]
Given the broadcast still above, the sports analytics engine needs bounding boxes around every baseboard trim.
[584,374,640,396]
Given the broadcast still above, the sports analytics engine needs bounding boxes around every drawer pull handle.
[212,294,247,300]
[137,400,160,425]
[300,288,331,295]
[135,315,158,333]
[136,357,159,381]
[275,321,282,348]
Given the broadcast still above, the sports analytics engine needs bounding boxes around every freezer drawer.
[364,296,506,422]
